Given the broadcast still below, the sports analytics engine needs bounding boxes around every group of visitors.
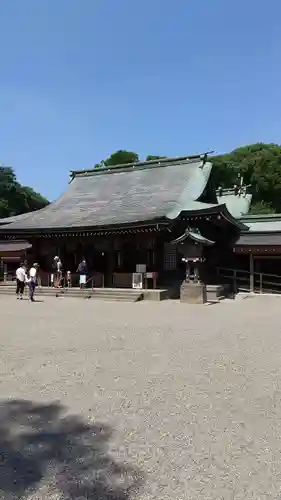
[15,261,38,302]
[50,256,88,289]
[15,256,89,301]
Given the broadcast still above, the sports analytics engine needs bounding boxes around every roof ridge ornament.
[216,176,251,198]
[199,152,209,169]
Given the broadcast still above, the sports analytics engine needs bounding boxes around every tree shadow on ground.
[0,399,143,499]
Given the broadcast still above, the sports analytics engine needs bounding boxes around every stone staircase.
[0,285,144,302]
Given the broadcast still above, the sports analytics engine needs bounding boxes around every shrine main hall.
[0,154,280,301]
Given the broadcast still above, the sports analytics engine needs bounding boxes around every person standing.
[66,270,72,288]
[77,258,88,290]
[53,256,63,288]
[15,262,27,300]
[28,263,39,302]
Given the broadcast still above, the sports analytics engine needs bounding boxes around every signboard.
[132,272,143,289]
[180,241,203,259]
[146,272,154,279]
[136,264,146,273]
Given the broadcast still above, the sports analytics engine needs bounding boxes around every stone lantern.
[172,227,215,304]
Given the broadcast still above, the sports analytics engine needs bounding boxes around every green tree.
[105,150,139,166]
[0,166,48,218]
[94,150,139,169]
[212,143,281,212]
[145,155,167,161]
[249,201,275,215]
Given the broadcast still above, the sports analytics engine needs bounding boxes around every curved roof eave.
[0,241,32,252]
[0,206,48,225]
[218,205,249,230]
[171,228,215,246]
[167,202,248,230]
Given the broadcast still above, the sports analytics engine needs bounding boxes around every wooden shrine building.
[0,154,260,299]
[219,214,281,294]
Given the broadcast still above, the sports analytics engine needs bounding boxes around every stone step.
[0,293,142,302]
[0,286,143,302]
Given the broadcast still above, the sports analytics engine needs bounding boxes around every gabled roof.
[171,228,215,246]
[0,155,216,232]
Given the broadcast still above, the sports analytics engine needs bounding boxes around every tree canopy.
[94,151,167,167]
[211,143,281,214]
[145,155,167,161]
[0,166,49,219]
[94,150,139,169]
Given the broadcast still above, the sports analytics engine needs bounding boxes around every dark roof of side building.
[236,233,281,246]
[235,214,281,246]
[0,240,32,252]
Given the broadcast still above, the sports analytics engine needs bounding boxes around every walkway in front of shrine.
[0,295,280,499]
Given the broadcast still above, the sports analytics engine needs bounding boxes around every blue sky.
[0,0,280,201]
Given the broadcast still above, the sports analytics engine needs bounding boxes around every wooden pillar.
[107,239,115,287]
[3,262,7,283]
[249,253,254,293]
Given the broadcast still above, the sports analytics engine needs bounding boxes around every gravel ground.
[1,294,281,499]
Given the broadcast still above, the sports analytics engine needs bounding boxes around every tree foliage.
[95,151,166,167]
[95,150,139,169]
[105,150,139,166]
[0,166,48,218]
[248,201,274,215]
[145,155,167,161]
[212,143,281,213]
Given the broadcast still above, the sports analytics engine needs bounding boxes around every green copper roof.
[241,213,281,222]
[216,188,252,218]
[240,214,281,232]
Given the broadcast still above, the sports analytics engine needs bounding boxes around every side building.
[218,214,281,294]
[0,154,253,296]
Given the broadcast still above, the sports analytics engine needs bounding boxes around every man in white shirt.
[28,263,39,302]
[15,262,27,300]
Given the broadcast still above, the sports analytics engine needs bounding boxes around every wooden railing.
[217,267,281,294]
[46,272,105,289]
[0,273,15,283]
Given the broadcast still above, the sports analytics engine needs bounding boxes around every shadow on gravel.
[0,399,143,499]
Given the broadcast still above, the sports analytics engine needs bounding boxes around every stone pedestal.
[180,281,207,304]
